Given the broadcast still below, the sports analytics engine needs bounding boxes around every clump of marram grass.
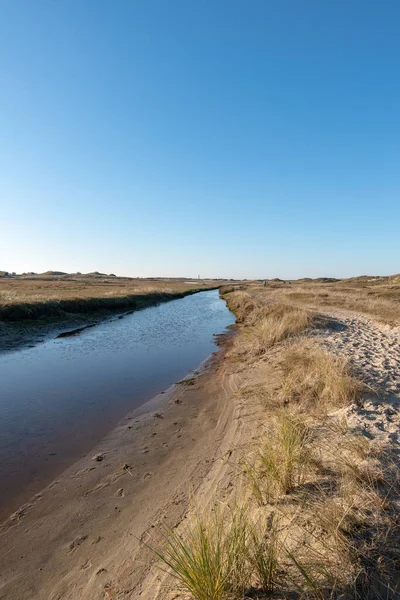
[242,411,314,504]
[341,433,377,460]
[283,475,400,599]
[259,411,313,497]
[241,304,315,356]
[280,477,372,597]
[151,506,233,600]
[246,513,279,593]
[279,339,365,411]
[151,504,280,600]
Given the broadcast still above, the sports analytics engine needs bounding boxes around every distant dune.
[40,271,68,276]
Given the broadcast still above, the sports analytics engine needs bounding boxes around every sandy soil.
[314,309,400,450]
[0,326,278,600]
[0,334,248,600]
[1,303,399,600]
[317,310,400,395]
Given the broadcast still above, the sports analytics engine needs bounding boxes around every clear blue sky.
[1,1,399,279]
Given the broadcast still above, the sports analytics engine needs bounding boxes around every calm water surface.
[0,290,234,518]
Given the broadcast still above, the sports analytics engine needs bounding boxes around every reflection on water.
[0,290,234,518]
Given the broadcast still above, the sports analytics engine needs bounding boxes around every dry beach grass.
[248,275,400,325]
[151,280,400,599]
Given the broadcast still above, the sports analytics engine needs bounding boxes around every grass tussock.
[326,413,349,435]
[152,505,279,600]
[259,411,313,496]
[279,339,365,411]
[242,411,314,503]
[285,538,357,598]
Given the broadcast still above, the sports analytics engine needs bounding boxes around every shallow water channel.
[0,289,235,519]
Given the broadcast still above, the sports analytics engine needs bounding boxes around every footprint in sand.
[91,536,103,544]
[93,453,105,462]
[72,466,96,478]
[66,535,87,553]
[9,503,32,523]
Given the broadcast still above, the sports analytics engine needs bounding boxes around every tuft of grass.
[286,544,356,599]
[260,411,313,496]
[279,339,365,411]
[245,513,279,592]
[243,411,314,502]
[341,434,375,460]
[335,453,384,490]
[151,506,232,600]
[151,504,280,599]
[283,487,362,597]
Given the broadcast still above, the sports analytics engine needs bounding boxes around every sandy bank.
[0,333,242,600]
[3,286,399,599]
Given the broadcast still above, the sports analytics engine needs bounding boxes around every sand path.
[314,309,400,448]
[318,310,400,394]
